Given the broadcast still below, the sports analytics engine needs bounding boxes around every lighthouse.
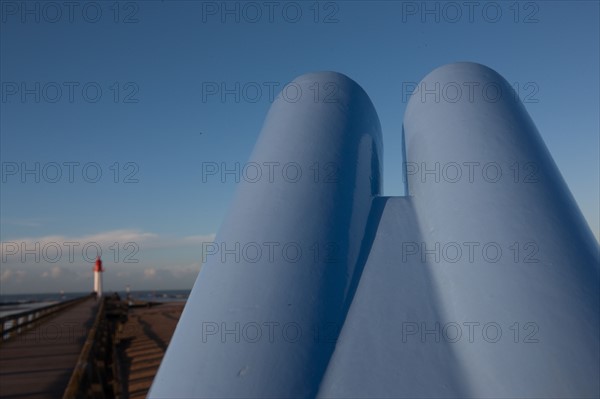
[93,256,103,298]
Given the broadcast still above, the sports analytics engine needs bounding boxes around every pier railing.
[62,297,109,398]
[0,294,94,342]
[62,296,125,399]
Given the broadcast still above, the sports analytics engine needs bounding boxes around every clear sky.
[1,0,598,294]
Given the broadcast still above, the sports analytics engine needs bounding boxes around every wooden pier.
[0,296,98,398]
[115,303,184,399]
[0,296,184,398]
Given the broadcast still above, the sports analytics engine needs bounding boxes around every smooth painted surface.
[404,62,599,397]
[317,196,469,398]
[150,64,599,398]
[149,72,382,398]
[317,63,599,398]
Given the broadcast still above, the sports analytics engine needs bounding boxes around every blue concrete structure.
[150,63,599,398]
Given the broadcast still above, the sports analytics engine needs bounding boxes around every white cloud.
[170,262,202,278]
[182,234,217,244]
[144,268,157,279]
[0,268,27,283]
[39,265,81,281]
[0,269,10,282]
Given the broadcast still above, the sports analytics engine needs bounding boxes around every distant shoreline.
[0,289,191,305]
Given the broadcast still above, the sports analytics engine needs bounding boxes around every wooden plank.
[116,303,183,398]
[0,298,98,399]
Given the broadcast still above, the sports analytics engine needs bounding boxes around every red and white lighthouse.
[94,256,104,298]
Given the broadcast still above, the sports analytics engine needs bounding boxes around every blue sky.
[1,0,598,294]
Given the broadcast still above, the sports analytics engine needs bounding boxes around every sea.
[0,289,190,318]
